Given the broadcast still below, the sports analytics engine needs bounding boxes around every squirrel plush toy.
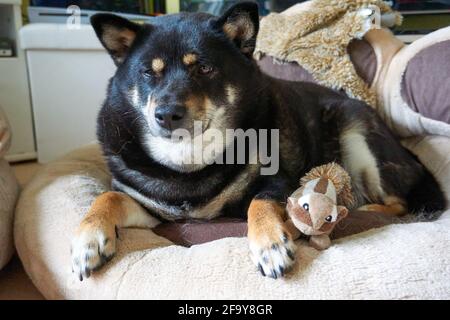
[286,162,354,250]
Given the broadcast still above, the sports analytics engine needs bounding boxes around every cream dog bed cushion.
[14,135,450,299]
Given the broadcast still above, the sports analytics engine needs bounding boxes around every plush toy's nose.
[289,204,311,224]
[311,216,324,230]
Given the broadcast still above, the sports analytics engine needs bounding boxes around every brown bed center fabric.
[257,39,377,87]
[401,40,450,125]
[153,211,402,247]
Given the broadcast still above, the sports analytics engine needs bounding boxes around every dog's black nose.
[154,105,186,131]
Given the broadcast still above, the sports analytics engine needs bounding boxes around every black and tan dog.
[71,2,446,280]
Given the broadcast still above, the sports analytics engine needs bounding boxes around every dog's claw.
[250,231,296,279]
[258,263,266,277]
[286,249,295,261]
[278,265,285,277]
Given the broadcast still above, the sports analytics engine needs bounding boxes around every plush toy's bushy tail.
[406,168,447,219]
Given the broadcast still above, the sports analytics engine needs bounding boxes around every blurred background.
[20,1,450,45]
[21,0,450,19]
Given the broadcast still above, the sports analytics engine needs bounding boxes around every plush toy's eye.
[302,203,309,211]
[325,215,333,222]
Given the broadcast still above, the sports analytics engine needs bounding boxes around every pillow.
[380,27,450,137]
[401,40,450,124]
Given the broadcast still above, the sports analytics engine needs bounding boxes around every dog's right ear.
[214,2,259,58]
[91,14,141,65]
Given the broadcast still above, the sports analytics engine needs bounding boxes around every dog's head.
[92,3,262,170]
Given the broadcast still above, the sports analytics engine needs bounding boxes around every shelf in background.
[0,56,18,61]
[0,0,22,5]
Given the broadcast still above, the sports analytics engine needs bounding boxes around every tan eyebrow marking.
[182,53,197,66]
[152,58,165,73]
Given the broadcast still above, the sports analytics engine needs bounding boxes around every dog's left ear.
[214,2,259,58]
[91,13,142,65]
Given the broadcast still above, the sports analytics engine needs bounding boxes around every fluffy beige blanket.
[255,0,402,107]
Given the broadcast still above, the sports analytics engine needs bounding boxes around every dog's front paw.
[249,229,296,279]
[71,223,117,281]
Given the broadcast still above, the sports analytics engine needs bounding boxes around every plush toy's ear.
[91,13,142,65]
[214,2,259,58]
[337,206,349,219]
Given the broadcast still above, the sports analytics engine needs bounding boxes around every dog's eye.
[302,203,309,211]
[198,65,213,75]
[325,215,333,222]
[142,69,153,78]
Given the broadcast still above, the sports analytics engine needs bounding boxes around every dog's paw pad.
[250,231,296,279]
[71,225,116,281]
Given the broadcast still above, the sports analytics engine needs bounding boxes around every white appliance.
[20,23,116,163]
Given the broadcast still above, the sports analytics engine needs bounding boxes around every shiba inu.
[71,2,446,280]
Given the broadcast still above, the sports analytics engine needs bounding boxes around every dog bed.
[0,105,19,270]
[14,136,450,299]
